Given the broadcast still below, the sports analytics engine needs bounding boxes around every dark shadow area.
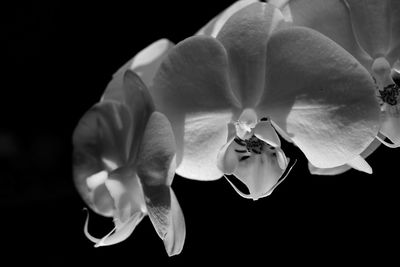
[1,0,397,265]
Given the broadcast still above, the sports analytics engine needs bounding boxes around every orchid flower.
[148,2,381,199]
[270,0,400,174]
[73,69,185,256]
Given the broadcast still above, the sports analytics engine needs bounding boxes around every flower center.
[372,57,400,117]
[379,83,400,106]
[233,135,277,161]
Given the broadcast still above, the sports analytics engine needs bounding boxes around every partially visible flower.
[149,3,381,198]
[270,0,400,174]
[197,0,259,37]
[73,70,185,256]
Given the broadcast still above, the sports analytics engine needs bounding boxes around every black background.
[1,0,397,265]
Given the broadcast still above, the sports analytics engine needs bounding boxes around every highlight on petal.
[105,169,146,223]
[224,141,289,200]
[73,101,133,214]
[272,0,372,69]
[137,112,176,186]
[309,137,381,175]
[196,0,258,37]
[259,26,381,169]
[84,209,145,247]
[163,188,186,257]
[379,113,400,147]
[254,120,281,147]
[236,108,258,139]
[216,2,285,107]
[346,155,372,174]
[102,39,174,91]
[151,36,239,180]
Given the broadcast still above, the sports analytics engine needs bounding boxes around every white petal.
[345,0,391,59]
[196,0,259,37]
[137,112,177,186]
[73,101,133,215]
[254,121,281,147]
[103,39,174,90]
[229,146,289,200]
[105,169,146,223]
[217,2,285,107]
[309,137,381,175]
[380,113,400,147]
[259,26,381,168]
[150,36,239,180]
[347,155,372,174]
[273,0,372,69]
[95,212,144,247]
[217,139,239,174]
[83,208,144,247]
[163,188,186,256]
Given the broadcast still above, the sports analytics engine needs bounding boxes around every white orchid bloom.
[270,0,400,174]
[149,2,381,199]
[73,70,185,256]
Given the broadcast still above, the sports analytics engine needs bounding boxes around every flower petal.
[346,155,372,174]
[102,39,174,90]
[273,0,372,69]
[345,0,391,59]
[73,101,133,215]
[380,113,400,146]
[151,36,239,180]
[137,111,176,186]
[308,137,381,175]
[141,186,186,256]
[216,2,285,107]
[103,70,154,164]
[142,184,171,240]
[163,188,186,256]
[216,138,239,174]
[196,0,258,37]
[93,212,144,247]
[254,120,281,147]
[226,143,288,200]
[105,168,146,223]
[387,1,400,66]
[259,27,381,168]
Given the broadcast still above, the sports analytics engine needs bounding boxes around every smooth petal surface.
[380,113,400,146]
[151,36,239,180]
[309,137,381,175]
[345,0,391,58]
[224,141,288,200]
[346,155,372,174]
[137,112,176,186]
[85,211,145,247]
[259,27,381,168]
[217,2,285,107]
[254,121,281,147]
[216,138,239,174]
[105,168,146,222]
[387,1,400,66]
[102,71,155,164]
[163,188,186,256]
[73,101,133,214]
[102,39,174,89]
[196,0,258,37]
[274,0,371,69]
